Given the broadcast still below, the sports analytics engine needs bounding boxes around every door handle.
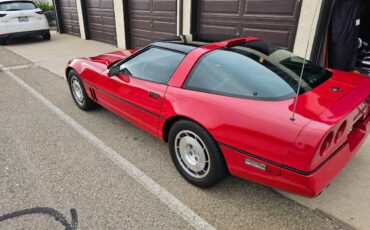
[148,91,160,99]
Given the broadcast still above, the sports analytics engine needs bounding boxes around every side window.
[119,47,185,84]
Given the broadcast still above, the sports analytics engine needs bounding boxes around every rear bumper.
[0,29,49,39]
[221,115,370,197]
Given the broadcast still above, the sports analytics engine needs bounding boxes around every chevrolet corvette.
[66,36,370,197]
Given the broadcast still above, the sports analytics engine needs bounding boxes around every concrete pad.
[282,138,370,230]
[4,31,119,77]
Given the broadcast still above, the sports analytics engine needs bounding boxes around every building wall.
[68,0,321,56]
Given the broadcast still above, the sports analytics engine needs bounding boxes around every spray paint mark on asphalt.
[0,207,78,230]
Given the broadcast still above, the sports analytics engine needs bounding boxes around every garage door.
[197,0,302,50]
[128,0,177,49]
[86,0,116,45]
[58,0,80,36]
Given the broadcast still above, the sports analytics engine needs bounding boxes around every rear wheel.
[42,31,51,40]
[67,70,98,111]
[0,38,7,46]
[168,120,228,188]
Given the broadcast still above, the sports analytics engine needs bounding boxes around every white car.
[0,0,50,45]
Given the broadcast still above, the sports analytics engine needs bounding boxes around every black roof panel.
[152,42,197,54]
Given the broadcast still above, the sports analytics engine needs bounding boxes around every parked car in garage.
[0,0,50,45]
[65,36,370,197]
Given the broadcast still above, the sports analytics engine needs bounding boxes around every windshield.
[0,1,37,11]
[184,40,332,101]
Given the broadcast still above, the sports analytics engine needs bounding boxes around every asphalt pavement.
[0,46,354,229]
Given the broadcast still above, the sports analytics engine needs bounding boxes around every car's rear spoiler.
[219,37,259,48]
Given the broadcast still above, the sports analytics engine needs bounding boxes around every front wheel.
[67,70,99,111]
[168,120,228,188]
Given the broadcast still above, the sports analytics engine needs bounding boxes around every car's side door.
[96,47,186,137]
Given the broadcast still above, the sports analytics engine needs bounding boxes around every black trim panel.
[218,141,348,176]
[123,0,131,49]
[190,0,198,36]
[82,81,167,120]
[178,0,183,35]
[52,0,62,33]
[80,0,90,40]
[152,42,196,54]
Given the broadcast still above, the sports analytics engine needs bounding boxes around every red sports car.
[66,36,370,197]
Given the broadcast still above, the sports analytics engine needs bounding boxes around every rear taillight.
[0,14,6,17]
[36,11,44,15]
[335,121,347,143]
[320,132,334,156]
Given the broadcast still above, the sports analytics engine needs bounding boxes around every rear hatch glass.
[185,40,332,101]
[241,40,332,96]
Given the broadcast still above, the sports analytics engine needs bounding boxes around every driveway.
[1,32,369,229]
[3,31,119,77]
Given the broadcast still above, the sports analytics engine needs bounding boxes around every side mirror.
[108,65,130,83]
[108,65,120,77]
[116,73,130,83]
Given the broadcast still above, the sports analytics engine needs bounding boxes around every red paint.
[67,37,370,197]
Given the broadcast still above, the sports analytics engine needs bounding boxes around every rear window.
[184,40,332,101]
[0,1,37,11]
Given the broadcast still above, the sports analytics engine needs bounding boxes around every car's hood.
[85,50,136,66]
[292,69,370,122]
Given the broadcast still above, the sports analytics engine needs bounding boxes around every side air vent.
[89,87,98,102]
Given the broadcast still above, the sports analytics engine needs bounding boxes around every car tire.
[0,38,7,46]
[168,120,228,188]
[67,70,99,111]
[42,31,51,40]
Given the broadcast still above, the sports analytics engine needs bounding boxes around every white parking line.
[1,65,215,230]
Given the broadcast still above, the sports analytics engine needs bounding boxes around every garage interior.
[357,0,370,75]
[314,0,370,76]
